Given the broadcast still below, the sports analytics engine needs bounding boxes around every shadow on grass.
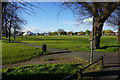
[2,72,78,80]
[54,51,71,54]
[83,64,120,80]
[46,51,72,55]
[99,45,120,49]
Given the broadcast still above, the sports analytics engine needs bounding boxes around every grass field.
[2,63,78,80]
[3,35,119,52]
[2,40,51,64]
[2,62,102,80]
[2,36,104,80]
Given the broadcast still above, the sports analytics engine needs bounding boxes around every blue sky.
[22,2,118,33]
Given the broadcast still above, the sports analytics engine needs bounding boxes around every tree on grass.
[2,2,36,42]
[104,29,114,36]
[79,31,85,35]
[62,2,120,49]
[57,29,67,35]
[52,31,58,35]
[106,6,120,42]
[85,30,90,35]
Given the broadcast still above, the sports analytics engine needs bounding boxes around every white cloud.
[23,27,57,33]
[63,21,79,25]
[23,27,39,32]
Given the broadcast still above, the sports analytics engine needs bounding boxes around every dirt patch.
[2,53,86,69]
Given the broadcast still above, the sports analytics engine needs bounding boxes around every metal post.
[90,17,94,64]
[42,44,47,52]
[101,56,104,68]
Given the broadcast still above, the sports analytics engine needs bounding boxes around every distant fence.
[63,56,104,80]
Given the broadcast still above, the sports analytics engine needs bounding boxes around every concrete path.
[90,50,120,80]
[14,40,105,62]
[3,39,120,80]
[18,41,120,80]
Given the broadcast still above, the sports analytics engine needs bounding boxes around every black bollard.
[42,44,47,52]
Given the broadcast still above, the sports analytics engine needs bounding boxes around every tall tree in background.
[2,2,36,42]
[57,29,67,35]
[107,6,120,42]
[63,2,120,49]
[12,13,26,40]
[2,2,9,38]
[2,2,22,42]
[85,30,90,35]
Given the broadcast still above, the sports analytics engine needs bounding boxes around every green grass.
[2,62,102,80]
[2,36,111,80]
[2,40,51,64]
[43,58,58,61]
[3,35,119,52]
[2,63,79,80]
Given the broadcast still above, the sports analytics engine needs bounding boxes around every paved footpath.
[92,50,120,80]
[17,41,120,80]
[2,40,104,69]
[3,40,120,79]
[14,41,105,62]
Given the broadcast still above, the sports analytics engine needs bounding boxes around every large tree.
[2,2,36,42]
[107,5,120,42]
[2,2,23,42]
[63,2,120,49]
[57,29,67,35]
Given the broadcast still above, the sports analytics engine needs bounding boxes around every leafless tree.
[2,1,37,42]
[107,5,120,42]
[62,2,120,49]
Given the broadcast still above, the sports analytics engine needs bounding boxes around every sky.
[21,2,118,33]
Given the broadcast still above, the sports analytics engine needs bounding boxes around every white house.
[23,31,33,36]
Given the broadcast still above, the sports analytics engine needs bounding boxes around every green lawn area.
[2,36,104,80]
[2,40,51,64]
[3,35,119,52]
[2,63,102,80]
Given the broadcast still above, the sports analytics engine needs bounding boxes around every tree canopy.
[63,2,120,49]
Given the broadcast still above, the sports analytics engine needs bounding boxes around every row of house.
[17,31,119,36]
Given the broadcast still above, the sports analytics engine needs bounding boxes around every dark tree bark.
[5,18,8,38]
[8,20,12,43]
[14,28,16,40]
[2,2,8,38]
[93,18,104,49]
[117,26,120,42]
[117,10,120,42]
[8,28,11,43]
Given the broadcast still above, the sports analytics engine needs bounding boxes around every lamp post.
[90,17,94,64]
[83,17,94,64]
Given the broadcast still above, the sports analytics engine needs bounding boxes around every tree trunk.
[5,14,8,38]
[14,28,16,40]
[91,18,104,49]
[5,27,8,38]
[9,21,12,43]
[117,26,120,42]
[14,33,15,40]
[8,27,11,43]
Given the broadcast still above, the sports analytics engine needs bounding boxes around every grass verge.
[2,40,51,64]
[3,35,119,52]
[2,62,102,80]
